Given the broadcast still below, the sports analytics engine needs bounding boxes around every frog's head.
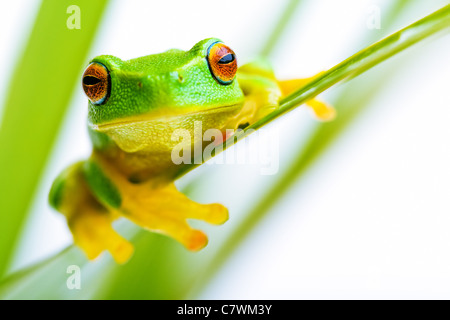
[83,38,245,153]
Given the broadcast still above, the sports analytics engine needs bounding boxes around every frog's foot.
[120,183,228,251]
[278,77,336,121]
[49,162,134,263]
[68,209,134,264]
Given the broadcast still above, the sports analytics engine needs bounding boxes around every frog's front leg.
[49,162,134,263]
[84,153,228,253]
[229,61,335,129]
[120,183,228,251]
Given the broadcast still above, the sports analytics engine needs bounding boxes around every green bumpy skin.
[88,38,244,126]
[83,159,121,209]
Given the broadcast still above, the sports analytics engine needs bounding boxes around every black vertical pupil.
[218,53,235,64]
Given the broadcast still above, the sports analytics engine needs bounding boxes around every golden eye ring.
[82,62,110,105]
[207,42,237,85]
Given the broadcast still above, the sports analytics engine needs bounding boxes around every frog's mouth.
[90,104,242,131]
[89,103,243,153]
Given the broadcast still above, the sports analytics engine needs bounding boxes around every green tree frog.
[49,38,334,263]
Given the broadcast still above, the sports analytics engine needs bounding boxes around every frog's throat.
[89,104,242,131]
[88,103,243,153]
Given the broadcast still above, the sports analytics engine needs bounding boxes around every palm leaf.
[0,0,109,278]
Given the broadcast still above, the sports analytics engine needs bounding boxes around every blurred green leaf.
[0,0,109,278]
[259,0,304,58]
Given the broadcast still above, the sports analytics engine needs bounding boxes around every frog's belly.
[98,105,241,153]
[97,105,242,181]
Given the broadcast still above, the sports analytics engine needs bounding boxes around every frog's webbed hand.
[120,183,228,251]
[49,162,134,263]
[84,153,228,253]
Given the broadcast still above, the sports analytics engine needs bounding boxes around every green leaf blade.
[0,0,110,278]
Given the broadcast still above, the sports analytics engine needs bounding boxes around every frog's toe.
[107,239,134,264]
[129,211,209,251]
[70,228,102,260]
[183,229,208,251]
[187,203,228,225]
[306,98,336,121]
[69,210,134,264]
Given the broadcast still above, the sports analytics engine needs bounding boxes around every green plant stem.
[187,3,450,296]
[175,4,450,180]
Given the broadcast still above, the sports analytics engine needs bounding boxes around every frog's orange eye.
[207,42,237,85]
[82,62,110,105]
